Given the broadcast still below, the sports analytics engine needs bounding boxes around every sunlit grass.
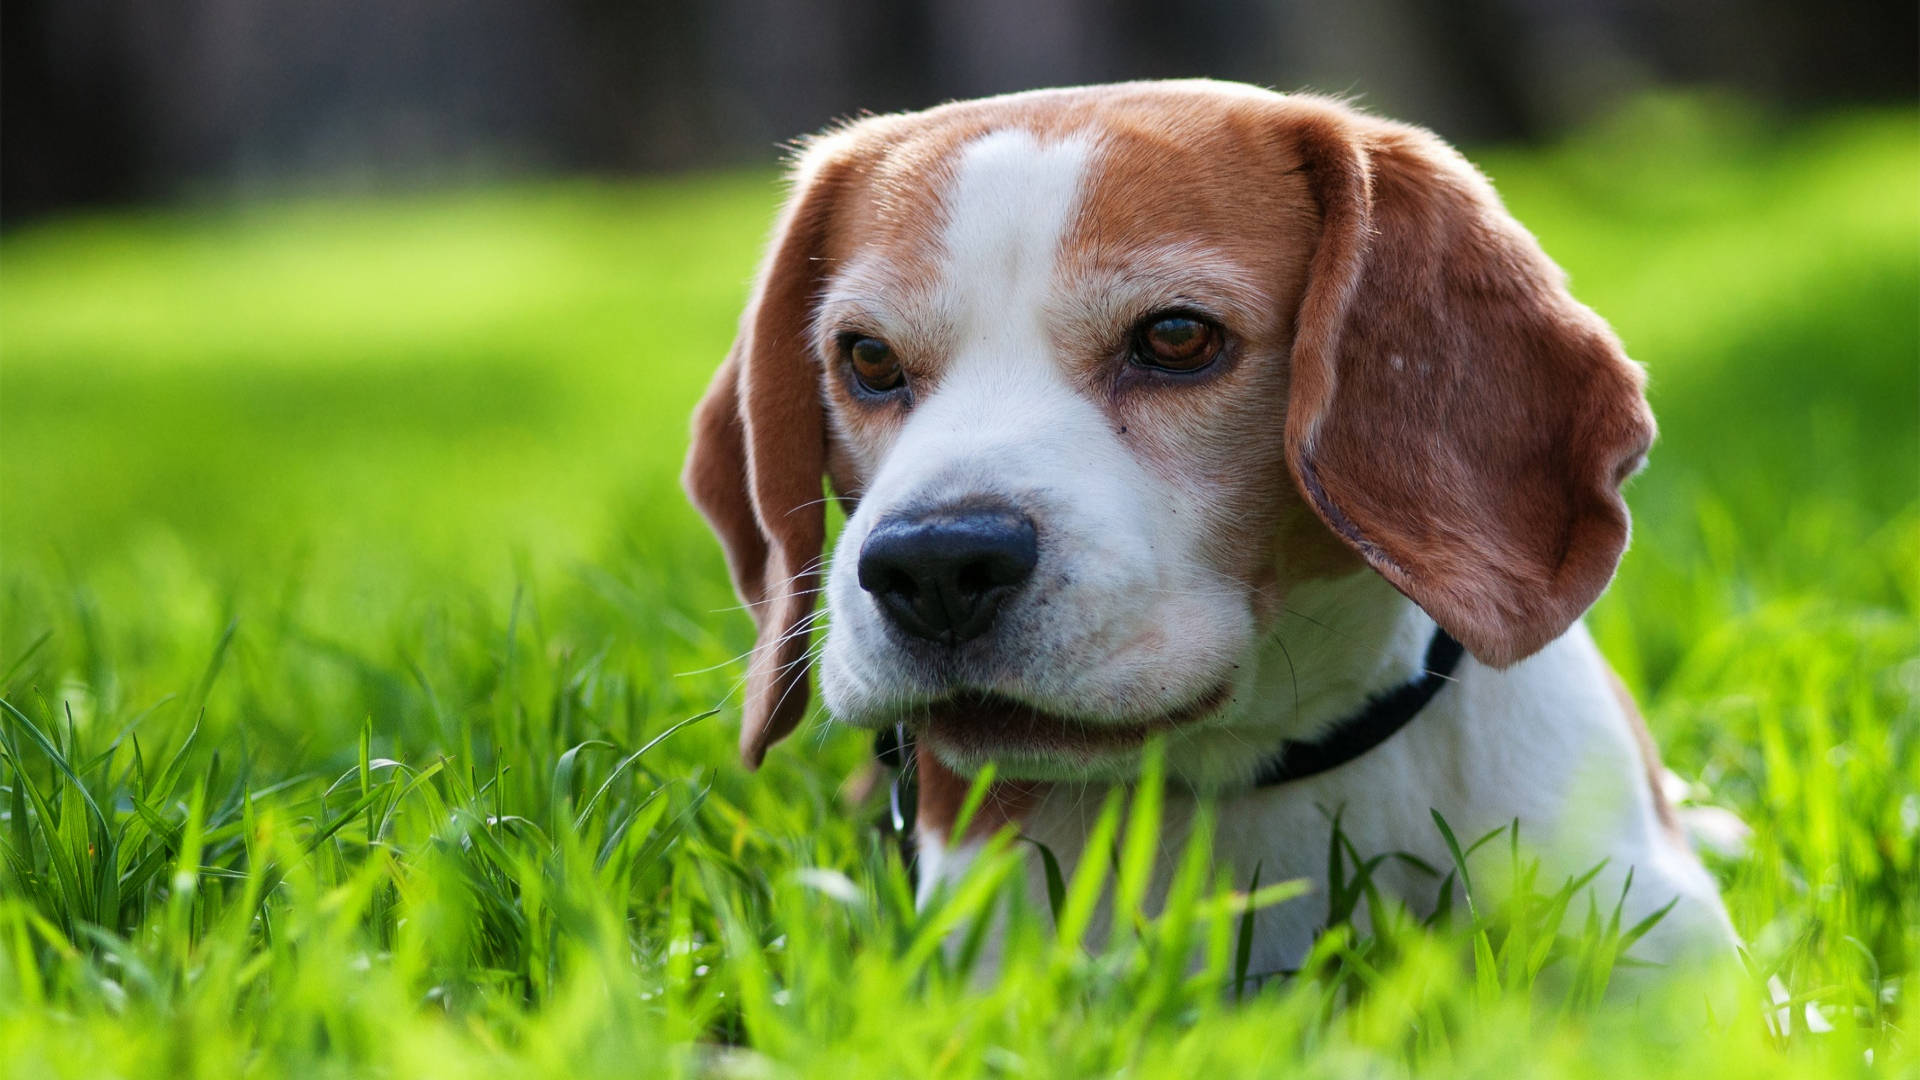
[1,98,1915,1077]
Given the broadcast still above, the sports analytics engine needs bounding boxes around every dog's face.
[812,113,1322,783]
[685,82,1654,784]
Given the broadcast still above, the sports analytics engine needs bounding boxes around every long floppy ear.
[683,150,850,767]
[1284,107,1655,666]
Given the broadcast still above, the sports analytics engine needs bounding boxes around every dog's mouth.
[913,683,1232,764]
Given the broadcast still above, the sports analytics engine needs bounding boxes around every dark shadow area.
[6,0,1915,224]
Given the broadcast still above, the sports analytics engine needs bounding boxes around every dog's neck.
[1249,570,1443,739]
[1149,569,1439,788]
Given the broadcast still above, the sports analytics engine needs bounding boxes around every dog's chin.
[912,685,1232,781]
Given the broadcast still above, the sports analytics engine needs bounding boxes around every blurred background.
[0,2,1916,1042]
[0,2,1914,755]
[5,0,1916,222]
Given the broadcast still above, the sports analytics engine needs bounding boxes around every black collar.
[873,626,1465,833]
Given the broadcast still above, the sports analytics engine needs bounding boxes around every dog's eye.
[1133,313,1223,373]
[846,336,905,394]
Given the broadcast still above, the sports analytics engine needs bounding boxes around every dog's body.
[685,81,1735,971]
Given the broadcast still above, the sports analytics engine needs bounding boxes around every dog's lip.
[912,683,1232,760]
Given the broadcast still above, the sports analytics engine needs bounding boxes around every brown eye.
[847,336,904,393]
[1134,313,1222,373]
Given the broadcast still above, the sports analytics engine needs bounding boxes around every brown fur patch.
[914,743,1047,843]
[682,148,858,767]
[1603,664,1685,843]
[1280,104,1656,668]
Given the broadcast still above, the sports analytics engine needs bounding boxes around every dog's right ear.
[684,145,855,769]
[1279,100,1655,668]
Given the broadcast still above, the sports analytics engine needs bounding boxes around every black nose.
[857,503,1039,645]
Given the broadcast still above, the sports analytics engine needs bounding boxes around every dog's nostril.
[857,503,1038,645]
[955,561,992,597]
[879,568,920,601]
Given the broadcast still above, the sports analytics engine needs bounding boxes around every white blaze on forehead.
[938,129,1094,354]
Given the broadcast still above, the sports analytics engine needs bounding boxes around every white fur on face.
[816,129,1253,777]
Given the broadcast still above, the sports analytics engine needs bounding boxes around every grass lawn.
[1,97,1915,1077]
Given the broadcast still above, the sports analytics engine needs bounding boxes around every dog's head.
[684,81,1653,783]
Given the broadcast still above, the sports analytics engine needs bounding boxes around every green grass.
[1,97,1915,1077]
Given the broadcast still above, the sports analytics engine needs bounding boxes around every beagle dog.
[685,80,1736,974]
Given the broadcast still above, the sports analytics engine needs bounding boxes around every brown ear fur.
[683,152,850,767]
[1285,106,1655,666]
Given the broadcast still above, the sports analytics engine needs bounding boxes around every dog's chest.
[913,629,1715,973]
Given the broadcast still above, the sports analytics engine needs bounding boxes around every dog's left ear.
[683,144,856,768]
[1283,106,1656,666]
